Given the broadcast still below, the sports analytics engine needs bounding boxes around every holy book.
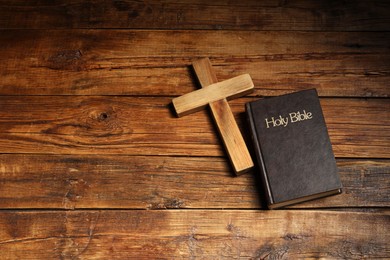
[246,89,342,209]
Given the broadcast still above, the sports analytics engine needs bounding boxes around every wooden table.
[0,1,389,259]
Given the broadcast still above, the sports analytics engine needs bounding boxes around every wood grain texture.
[0,154,388,209]
[0,96,388,158]
[0,30,389,97]
[0,0,389,31]
[0,210,389,259]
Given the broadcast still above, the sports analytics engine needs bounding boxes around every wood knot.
[47,50,84,71]
[63,178,90,209]
[98,112,109,121]
[282,233,308,241]
[86,109,123,136]
[147,198,185,209]
[74,99,131,138]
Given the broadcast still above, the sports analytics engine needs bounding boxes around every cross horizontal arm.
[172,74,254,117]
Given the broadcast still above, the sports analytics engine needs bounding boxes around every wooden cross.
[172,58,254,175]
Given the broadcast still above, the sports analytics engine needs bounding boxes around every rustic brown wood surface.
[0,155,388,209]
[1,210,389,259]
[0,0,389,31]
[0,97,388,158]
[0,0,389,259]
[1,30,389,97]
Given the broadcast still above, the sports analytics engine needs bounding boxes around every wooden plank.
[0,0,389,31]
[0,210,388,259]
[0,30,389,97]
[0,96,388,158]
[0,154,388,209]
[190,58,253,175]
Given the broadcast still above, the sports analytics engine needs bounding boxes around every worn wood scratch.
[74,212,100,258]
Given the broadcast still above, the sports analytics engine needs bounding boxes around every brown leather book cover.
[246,89,342,209]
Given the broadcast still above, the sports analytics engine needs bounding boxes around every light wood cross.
[172,58,254,175]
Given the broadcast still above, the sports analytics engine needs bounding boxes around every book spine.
[245,103,274,206]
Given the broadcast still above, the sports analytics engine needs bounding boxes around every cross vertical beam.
[172,58,254,175]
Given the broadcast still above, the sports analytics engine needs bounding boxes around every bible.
[246,89,342,209]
